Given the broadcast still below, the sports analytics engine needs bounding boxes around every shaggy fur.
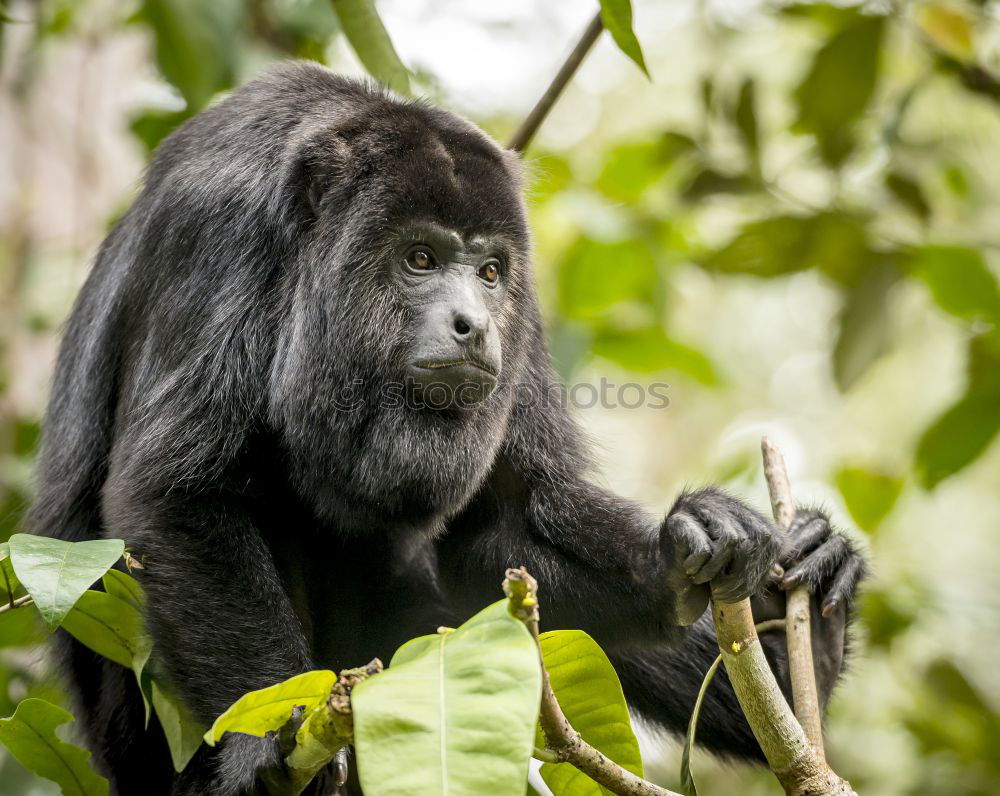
[28,62,865,795]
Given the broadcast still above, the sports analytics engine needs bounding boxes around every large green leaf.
[538,630,643,796]
[703,212,871,284]
[793,14,884,166]
[594,134,695,203]
[8,535,124,629]
[204,670,337,745]
[916,391,1000,489]
[332,0,412,96]
[0,698,109,796]
[591,326,718,385]
[557,237,657,320]
[61,590,151,671]
[909,246,1000,324]
[599,0,648,77]
[136,0,241,111]
[835,466,904,534]
[352,600,541,796]
[151,680,205,772]
[916,336,1000,488]
[833,260,899,391]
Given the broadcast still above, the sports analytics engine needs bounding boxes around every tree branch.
[507,12,604,153]
[707,441,857,795]
[504,568,679,796]
[761,437,825,760]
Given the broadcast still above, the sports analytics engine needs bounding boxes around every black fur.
[28,62,866,795]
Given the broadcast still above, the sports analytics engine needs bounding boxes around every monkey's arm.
[112,488,313,795]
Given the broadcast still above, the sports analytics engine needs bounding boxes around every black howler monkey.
[29,62,865,795]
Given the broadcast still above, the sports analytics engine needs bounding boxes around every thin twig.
[507,12,604,153]
[761,437,825,760]
[504,568,678,796]
[0,594,32,615]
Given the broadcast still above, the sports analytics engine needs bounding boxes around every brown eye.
[406,248,436,271]
[479,260,500,285]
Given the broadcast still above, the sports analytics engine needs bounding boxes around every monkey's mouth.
[412,358,498,377]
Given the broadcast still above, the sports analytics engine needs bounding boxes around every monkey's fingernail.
[821,599,837,618]
[770,564,784,579]
[780,575,798,589]
[334,747,349,786]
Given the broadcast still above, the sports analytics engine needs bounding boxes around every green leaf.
[835,466,904,534]
[732,77,759,165]
[151,680,205,772]
[538,630,643,796]
[793,14,884,167]
[102,568,144,610]
[599,0,649,77]
[204,670,337,746]
[860,587,919,650]
[0,698,109,796]
[679,654,723,796]
[352,600,541,796]
[592,327,718,385]
[61,590,151,671]
[918,4,975,62]
[0,601,45,648]
[557,237,657,320]
[833,260,899,390]
[594,135,693,203]
[0,541,21,600]
[8,535,124,629]
[703,212,871,283]
[129,108,191,154]
[916,391,1000,489]
[136,0,240,111]
[332,0,412,96]
[885,172,930,221]
[916,336,1000,488]
[681,167,756,201]
[909,246,1000,324]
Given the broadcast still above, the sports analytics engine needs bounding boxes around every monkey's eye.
[478,260,500,286]
[405,248,437,272]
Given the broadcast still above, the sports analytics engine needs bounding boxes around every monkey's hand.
[658,487,782,626]
[751,508,867,708]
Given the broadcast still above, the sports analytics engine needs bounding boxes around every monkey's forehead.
[332,98,528,241]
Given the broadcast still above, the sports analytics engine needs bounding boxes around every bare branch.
[761,437,825,759]
[0,594,32,615]
[504,568,679,796]
[706,441,857,795]
[507,13,604,153]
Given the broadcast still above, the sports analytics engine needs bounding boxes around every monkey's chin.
[406,361,499,408]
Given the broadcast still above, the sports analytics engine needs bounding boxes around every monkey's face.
[391,222,508,407]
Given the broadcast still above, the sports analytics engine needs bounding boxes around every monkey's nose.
[450,308,489,343]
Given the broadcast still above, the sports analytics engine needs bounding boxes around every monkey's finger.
[692,540,735,585]
[780,535,850,592]
[666,513,713,576]
[821,555,866,617]
[691,514,741,584]
[778,516,830,568]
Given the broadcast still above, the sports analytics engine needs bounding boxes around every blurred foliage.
[2,0,1000,794]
